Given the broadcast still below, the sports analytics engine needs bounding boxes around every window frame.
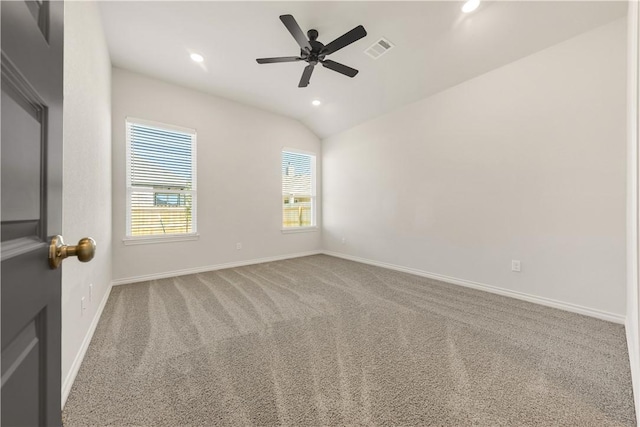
[281,147,318,233]
[123,117,198,245]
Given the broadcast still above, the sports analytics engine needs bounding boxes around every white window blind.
[282,149,316,228]
[126,119,197,238]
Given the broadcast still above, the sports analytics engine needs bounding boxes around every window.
[282,149,316,230]
[154,193,188,207]
[126,118,196,240]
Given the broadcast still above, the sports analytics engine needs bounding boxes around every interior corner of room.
[2,0,639,425]
[58,0,640,421]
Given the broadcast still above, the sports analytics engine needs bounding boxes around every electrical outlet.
[81,297,86,315]
[236,243,242,250]
[89,283,93,302]
[341,237,346,244]
[511,260,521,272]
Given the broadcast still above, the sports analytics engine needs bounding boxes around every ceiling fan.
[256,14,367,88]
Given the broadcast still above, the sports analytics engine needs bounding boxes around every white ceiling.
[99,1,626,138]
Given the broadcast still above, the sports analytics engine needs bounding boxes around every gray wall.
[111,68,322,282]
[62,0,113,405]
[322,19,627,318]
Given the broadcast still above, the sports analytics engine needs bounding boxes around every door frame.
[626,0,640,418]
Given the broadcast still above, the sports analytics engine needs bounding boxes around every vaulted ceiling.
[99,1,627,138]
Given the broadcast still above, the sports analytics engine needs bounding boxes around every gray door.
[1,1,64,425]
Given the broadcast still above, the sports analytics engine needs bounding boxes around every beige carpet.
[63,255,636,426]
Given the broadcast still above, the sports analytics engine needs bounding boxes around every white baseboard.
[323,251,626,324]
[61,282,113,409]
[626,318,640,419]
[111,250,323,286]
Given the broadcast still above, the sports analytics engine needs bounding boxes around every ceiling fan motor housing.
[302,31,326,65]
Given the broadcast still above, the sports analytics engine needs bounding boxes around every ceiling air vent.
[364,37,394,59]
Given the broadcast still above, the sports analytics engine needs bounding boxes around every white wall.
[323,19,627,320]
[626,0,640,417]
[111,68,322,282]
[62,0,112,406]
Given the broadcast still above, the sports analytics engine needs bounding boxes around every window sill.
[123,233,200,246]
[281,226,319,234]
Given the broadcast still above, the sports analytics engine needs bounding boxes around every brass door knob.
[49,235,96,269]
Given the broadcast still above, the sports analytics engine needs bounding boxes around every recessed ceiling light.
[461,0,480,13]
[190,53,204,63]
[312,100,321,106]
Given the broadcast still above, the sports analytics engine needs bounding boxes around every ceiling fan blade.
[280,14,312,52]
[256,56,302,64]
[298,64,314,88]
[321,60,359,78]
[322,25,367,55]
